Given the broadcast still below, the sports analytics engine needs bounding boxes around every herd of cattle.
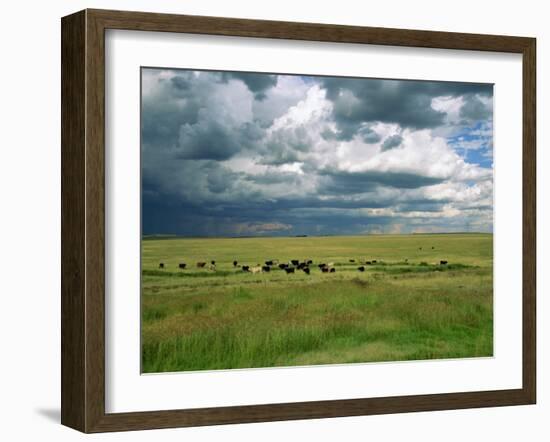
[157,256,450,275]
[158,258,328,275]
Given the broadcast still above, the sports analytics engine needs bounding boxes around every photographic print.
[141,67,494,374]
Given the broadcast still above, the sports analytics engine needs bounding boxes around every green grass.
[141,233,493,373]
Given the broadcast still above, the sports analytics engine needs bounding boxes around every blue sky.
[141,68,493,236]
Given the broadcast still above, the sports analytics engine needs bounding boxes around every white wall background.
[0,0,546,440]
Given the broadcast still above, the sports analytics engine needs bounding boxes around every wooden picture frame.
[61,8,536,433]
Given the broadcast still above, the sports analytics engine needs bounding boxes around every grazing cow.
[265,260,274,266]
[284,267,295,274]
[306,259,313,265]
[330,268,336,273]
[365,261,372,265]
[250,266,262,274]
[318,263,327,269]
[159,263,164,269]
[178,263,186,270]
[211,260,216,265]
[358,266,365,272]
[242,265,250,272]
[291,259,300,266]
[321,267,329,273]
[278,263,288,269]
[197,262,206,268]
[262,265,271,272]
[440,260,448,265]
[303,267,310,275]
[349,259,355,263]
[233,260,238,267]
[371,260,377,264]
[297,262,307,270]
[208,264,216,271]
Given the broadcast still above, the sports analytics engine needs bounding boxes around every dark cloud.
[176,118,266,161]
[143,71,268,161]
[141,164,481,236]
[359,126,382,144]
[141,87,199,149]
[206,164,240,194]
[322,123,382,143]
[396,201,447,213]
[319,169,445,194]
[177,116,241,160]
[221,72,277,100]
[381,134,403,151]
[460,95,492,122]
[141,187,460,237]
[243,171,302,185]
[321,77,493,139]
[264,196,391,211]
[170,75,193,91]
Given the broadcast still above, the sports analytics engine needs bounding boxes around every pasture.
[141,233,493,373]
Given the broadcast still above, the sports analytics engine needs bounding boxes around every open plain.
[141,233,493,373]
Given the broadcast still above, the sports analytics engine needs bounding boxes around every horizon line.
[142,231,493,240]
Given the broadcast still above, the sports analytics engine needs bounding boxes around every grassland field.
[141,233,493,373]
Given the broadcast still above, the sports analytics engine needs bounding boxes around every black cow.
[242,265,250,272]
[233,260,238,267]
[349,259,355,263]
[178,263,186,270]
[440,260,448,265]
[372,260,377,264]
[197,262,206,268]
[297,262,307,270]
[279,263,288,269]
[211,260,216,265]
[330,268,336,273]
[365,261,372,265]
[159,263,164,269]
[419,247,423,250]
[291,259,300,266]
[321,267,329,273]
[431,246,435,249]
[306,259,313,265]
[262,265,271,272]
[303,267,310,275]
[358,266,365,272]
[265,260,274,266]
[318,263,327,269]
[284,267,295,274]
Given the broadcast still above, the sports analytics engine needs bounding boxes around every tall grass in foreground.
[142,270,493,372]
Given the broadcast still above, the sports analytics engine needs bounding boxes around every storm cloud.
[141,68,493,236]
[221,72,278,100]
[381,134,403,151]
[322,77,492,139]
